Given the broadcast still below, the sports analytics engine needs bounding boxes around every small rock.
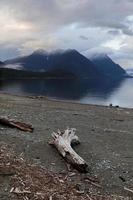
[69,172,76,177]
[75,183,85,194]
[119,176,126,182]
[115,105,119,108]
[51,162,55,166]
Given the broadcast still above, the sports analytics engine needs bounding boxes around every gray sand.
[0,93,133,197]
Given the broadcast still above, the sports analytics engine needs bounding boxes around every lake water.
[0,78,133,108]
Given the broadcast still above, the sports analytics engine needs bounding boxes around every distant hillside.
[5,49,101,78]
[0,67,76,79]
[87,53,126,78]
[0,61,4,65]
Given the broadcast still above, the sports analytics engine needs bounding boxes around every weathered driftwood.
[49,128,88,173]
[124,187,133,194]
[0,117,33,132]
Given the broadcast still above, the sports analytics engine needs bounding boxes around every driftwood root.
[50,128,88,173]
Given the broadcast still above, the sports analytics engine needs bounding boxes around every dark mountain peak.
[32,49,48,56]
[0,61,5,68]
[87,53,126,77]
[0,61,4,65]
[63,49,78,54]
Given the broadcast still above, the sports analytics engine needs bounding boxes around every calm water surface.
[0,78,133,108]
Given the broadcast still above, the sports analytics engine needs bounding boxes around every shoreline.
[1,91,133,110]
[0,92,133,198]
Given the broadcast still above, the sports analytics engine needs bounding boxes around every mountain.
[5,49,101,78]
[3,50,127,79]
[0,61,4,65]
[87,53,126,78]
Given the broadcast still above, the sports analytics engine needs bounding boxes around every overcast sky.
[0,0,133,68]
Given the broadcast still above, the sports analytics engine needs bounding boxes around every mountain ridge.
[5,49,101,78]
[1,49,127,79]
[87,53,126,77]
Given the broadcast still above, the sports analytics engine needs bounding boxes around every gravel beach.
[0,93,133,199]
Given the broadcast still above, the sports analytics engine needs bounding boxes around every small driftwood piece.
[0,117,33,132]
[49,128,88,173]
[124,187,133,194]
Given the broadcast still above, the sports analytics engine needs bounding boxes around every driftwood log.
[0,117,33,132]
[49,128,88,173]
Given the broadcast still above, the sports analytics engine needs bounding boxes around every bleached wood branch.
[49,128,88,173]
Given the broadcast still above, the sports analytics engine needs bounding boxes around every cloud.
[1,0,133,33]
[0,0,132,67]
[79,35,88,40]
[108,30,121,35]
[0,44,20,61]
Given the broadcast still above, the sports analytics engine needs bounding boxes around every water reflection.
[0,77,133,108]
[0,78,122,98]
